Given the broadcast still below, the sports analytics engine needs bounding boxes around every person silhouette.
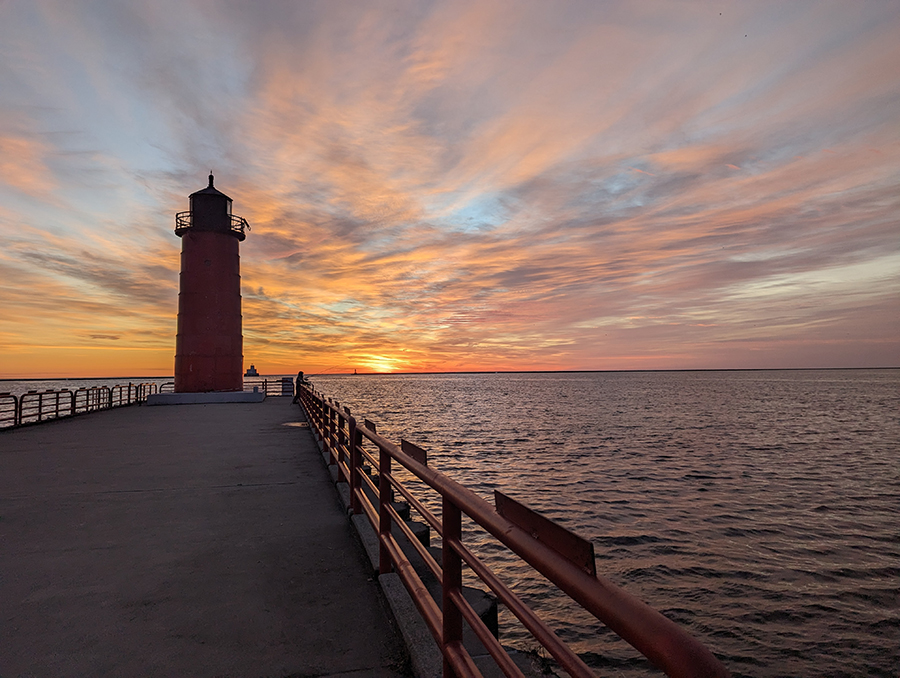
[292,371,304,404]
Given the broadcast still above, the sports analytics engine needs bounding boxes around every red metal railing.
[1,382,158,430]
[299,383,731,678]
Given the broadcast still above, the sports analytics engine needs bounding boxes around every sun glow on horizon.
[355,355,406,374]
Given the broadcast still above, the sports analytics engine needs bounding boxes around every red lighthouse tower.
[173,174,249,393]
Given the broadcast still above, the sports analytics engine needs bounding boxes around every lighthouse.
[173,174,249,393]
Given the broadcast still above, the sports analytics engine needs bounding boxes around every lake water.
[308,370,899,677]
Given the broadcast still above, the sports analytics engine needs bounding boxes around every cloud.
[0,133,56,197]
[0,0,899,376]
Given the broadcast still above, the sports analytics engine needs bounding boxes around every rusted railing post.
[336,410,348,483]
[320,397,327,443]
[0,393,21,428]
[322,399,329,449]
[442,497,464,678]
[378,442,392,575]
[339,410,347,471]
[349,416,362,514]
[314,393,324,442]
[327,404,337,463]
[325,401,335,454]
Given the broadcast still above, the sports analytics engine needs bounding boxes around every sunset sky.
[1,1,898,377]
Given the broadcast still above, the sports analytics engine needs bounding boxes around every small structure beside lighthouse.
[173,174,249,393]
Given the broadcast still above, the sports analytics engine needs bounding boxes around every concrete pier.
[0,399,408,677]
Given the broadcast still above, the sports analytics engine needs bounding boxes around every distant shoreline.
[310,366,899,376]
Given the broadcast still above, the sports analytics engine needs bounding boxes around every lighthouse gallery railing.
[298,383,730,678]
[175,211,250,239]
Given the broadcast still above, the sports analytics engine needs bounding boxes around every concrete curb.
[305,415,444,677]
[379,573,443,678]
[325,466,445,676]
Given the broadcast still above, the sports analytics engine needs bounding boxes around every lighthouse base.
[147,391,266,406]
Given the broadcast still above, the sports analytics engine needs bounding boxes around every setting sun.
[358,356,405,374]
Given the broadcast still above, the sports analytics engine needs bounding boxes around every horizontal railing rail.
[298,383,730,678]
[2,382,158,430]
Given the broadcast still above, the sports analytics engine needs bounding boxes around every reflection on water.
[310,370,900,678]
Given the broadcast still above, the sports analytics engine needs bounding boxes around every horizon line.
[2,365,898,382]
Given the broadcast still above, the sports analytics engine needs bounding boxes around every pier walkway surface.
[0,398,409,677]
